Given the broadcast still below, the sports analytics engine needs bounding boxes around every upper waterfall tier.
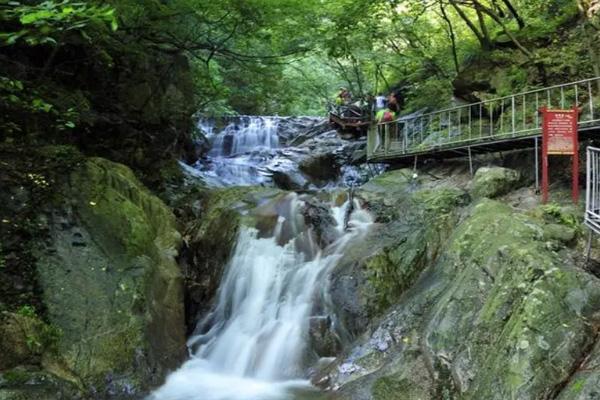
[190,116,383,189]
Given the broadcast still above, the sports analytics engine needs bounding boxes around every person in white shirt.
[375,93,386,111]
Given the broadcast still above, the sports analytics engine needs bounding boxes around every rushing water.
[150,194,373,400]
[193,116,383,188]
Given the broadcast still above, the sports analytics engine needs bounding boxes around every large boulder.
[299,153,341,183]
[25,158,185,397]
[321,199,600,400]
[327,169,469,338]
[470,166,521,198]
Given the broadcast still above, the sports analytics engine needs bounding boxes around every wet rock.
[271,169,309,191]
[70,231,86,247]
[299,153,341,183]
[309,316,342,357]
[555,340,600,400]
[470,166,521,198]
[0,368,81,400]
[278,118,329,145]
[301,199,339,248]
[325,199,600,400]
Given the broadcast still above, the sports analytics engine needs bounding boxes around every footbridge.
[367,77,600,165]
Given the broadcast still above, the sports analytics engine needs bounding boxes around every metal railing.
[368,76,600,160]
[586,146,600,235]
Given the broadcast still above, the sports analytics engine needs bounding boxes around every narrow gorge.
[3,1,600,399]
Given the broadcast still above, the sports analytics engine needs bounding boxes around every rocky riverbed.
[1,123,599,400]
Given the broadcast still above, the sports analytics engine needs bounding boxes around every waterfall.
[150,194,373,400]
[208,116,280,157]
[196,116,282,187]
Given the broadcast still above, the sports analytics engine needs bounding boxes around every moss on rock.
[33,157,185,395]
[471,166,521,199]
[328,197,600,400]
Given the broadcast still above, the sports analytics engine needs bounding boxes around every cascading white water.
[198,116,282,186]
[209,117,280,157]
[150,194,373,400]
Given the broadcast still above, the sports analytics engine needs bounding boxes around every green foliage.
[0,0,117,46]
[16,304,36,318]
[0,0,594,118]
[0,75,80,137]
[539,203,580,229]
[2,369,30,385]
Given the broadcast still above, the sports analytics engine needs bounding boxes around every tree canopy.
[1,0,599,121]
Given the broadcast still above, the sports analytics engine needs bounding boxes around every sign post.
[541,107,579,203]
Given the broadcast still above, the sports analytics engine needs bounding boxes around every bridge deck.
[367,77,600,164]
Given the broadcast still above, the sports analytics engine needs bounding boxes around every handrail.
[368,76,600,160]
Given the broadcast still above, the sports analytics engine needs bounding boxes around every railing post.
[490,102,494,137]
[385,124,390,156]
[468,105,472,140]
[479,103,483,138]
[367,125,371,158]
[511,96,516,136]
[500,99,504,134]
[535,137,539,191]
[458,108,462,138]
[522,95,526,131]
[590,81,595,121]
[404,120,409,152]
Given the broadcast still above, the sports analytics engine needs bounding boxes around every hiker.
[375,102,398,123]
[388,91,398,107]
[375,93,386,111]
[374,103,399,152]
[335,87,345,106]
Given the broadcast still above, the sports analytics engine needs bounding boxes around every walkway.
[367,77,600,164]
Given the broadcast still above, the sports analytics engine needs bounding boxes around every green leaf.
[20,10,53,25]
[64,121,76,128]
[111,19,118,32]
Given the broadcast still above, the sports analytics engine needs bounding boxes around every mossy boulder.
[0,368,80,400]
[326,199,600,400]
[471,166,521,198]
[555,341,600,400]
[328,180,468,336]
[33,157,185,396]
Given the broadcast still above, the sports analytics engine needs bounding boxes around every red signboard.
[541,107,579,203]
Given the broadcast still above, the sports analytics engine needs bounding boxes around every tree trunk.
[500,0,525,29]
[448,0,492,50]
[471,0,534,59]
[440,3,460,74]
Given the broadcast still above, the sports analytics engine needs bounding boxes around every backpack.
[382,111,394,122]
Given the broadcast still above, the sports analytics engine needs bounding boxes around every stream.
[150,117,376,400]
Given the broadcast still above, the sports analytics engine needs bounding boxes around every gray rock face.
[4,158,187,398]
[312,167,600,400]
[320,186,600,400]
